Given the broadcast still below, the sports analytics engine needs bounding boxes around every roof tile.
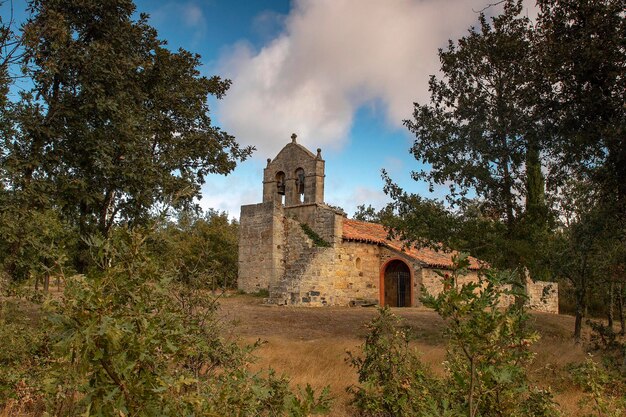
[342,218,484,270]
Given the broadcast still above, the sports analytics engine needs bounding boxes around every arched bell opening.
[275,171,286,205]
[294,168,305,203]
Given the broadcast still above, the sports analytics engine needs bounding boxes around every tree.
[347,307,444,417]
[42,228,331,416]
[537,0,625,206]
[348,255,559,417]
[0,0,24,106]
[536,0,625,339]
[548,178,624,340]
[398,0,624,341]
[405,0,546,234]
[382,176,513,267]
[4,0,252,272]
[421,255,558,417]
[402,0,553,276]
[152,209,240,290]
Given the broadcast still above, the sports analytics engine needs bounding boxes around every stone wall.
[237,201,284,293]
[525,277,559,313]
[419,268,483,304]
[239,202,558,312]
[267,216,321,304]
[273,235,385,306]
[284,203,343,245]
[418,269,558,311]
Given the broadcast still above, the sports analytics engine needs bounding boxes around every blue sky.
[4,0,530,218]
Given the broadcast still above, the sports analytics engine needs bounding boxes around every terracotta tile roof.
[342,218,484,270]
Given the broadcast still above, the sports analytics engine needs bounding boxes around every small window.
[355,257,362,270]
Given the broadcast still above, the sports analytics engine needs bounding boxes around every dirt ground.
[218,294,590,417]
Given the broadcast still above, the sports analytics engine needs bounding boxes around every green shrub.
[570,357,626,417]
[0,298,50,414]
[349,254,560,417]
[42,228,331,416]
[347,307,446,417]
[421,254,559,417]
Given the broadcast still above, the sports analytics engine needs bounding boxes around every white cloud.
[252,10,287,42]
[216,0,531,157]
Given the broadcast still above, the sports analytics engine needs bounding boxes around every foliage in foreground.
[570,357,626,417]
[567,319,626,417]
[0,229,331,416]
[349,255,559,417]
[0,295,50,415]
[347,308,445,416]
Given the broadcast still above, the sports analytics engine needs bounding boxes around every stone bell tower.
[262,133,325,206]
[238,134,329,294]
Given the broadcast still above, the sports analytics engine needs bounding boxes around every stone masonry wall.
[267,216,320,304]
[420,268,561,311]
[239,203,557,312]
[284,203,341,244]
[238,201,284,293]
[525,278,559,313]
[294,241,383,306]
[420,268,480,298]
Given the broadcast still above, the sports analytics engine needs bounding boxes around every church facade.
[237,136,558,312]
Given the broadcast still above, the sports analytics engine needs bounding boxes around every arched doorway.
[381,259,411,307]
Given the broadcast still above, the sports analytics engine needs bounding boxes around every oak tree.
[6,0,252,272]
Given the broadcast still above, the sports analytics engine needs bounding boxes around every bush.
[349,254,560,417]
[41,228,330,416]
[570,357,625,417]
[0,298,50,414]
[347,307,445,417]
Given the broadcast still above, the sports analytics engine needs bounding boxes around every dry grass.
[0,291,602,416]
[219,295,592,417]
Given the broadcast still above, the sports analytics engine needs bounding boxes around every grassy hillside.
[0,291,619,416]
[220,295,595,417]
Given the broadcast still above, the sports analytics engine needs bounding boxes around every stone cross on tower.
[262,134,325,206]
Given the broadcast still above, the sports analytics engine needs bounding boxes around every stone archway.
[380,259,412,307]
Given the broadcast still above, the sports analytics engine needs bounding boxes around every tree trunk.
[43,272,49,293]
[574,282,586,342]
[618,283,625,336]
[502,161,515,236]
[607,282,614,331]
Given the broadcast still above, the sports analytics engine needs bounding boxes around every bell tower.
[238,134,331,294]
[262,134,325,206]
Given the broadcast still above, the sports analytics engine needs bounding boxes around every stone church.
[238,136,558,312]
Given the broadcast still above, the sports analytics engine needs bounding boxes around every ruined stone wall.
[525,278,559,313]
[420,268,480,302]
[420,269,550,310]
[238,201,284,293]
